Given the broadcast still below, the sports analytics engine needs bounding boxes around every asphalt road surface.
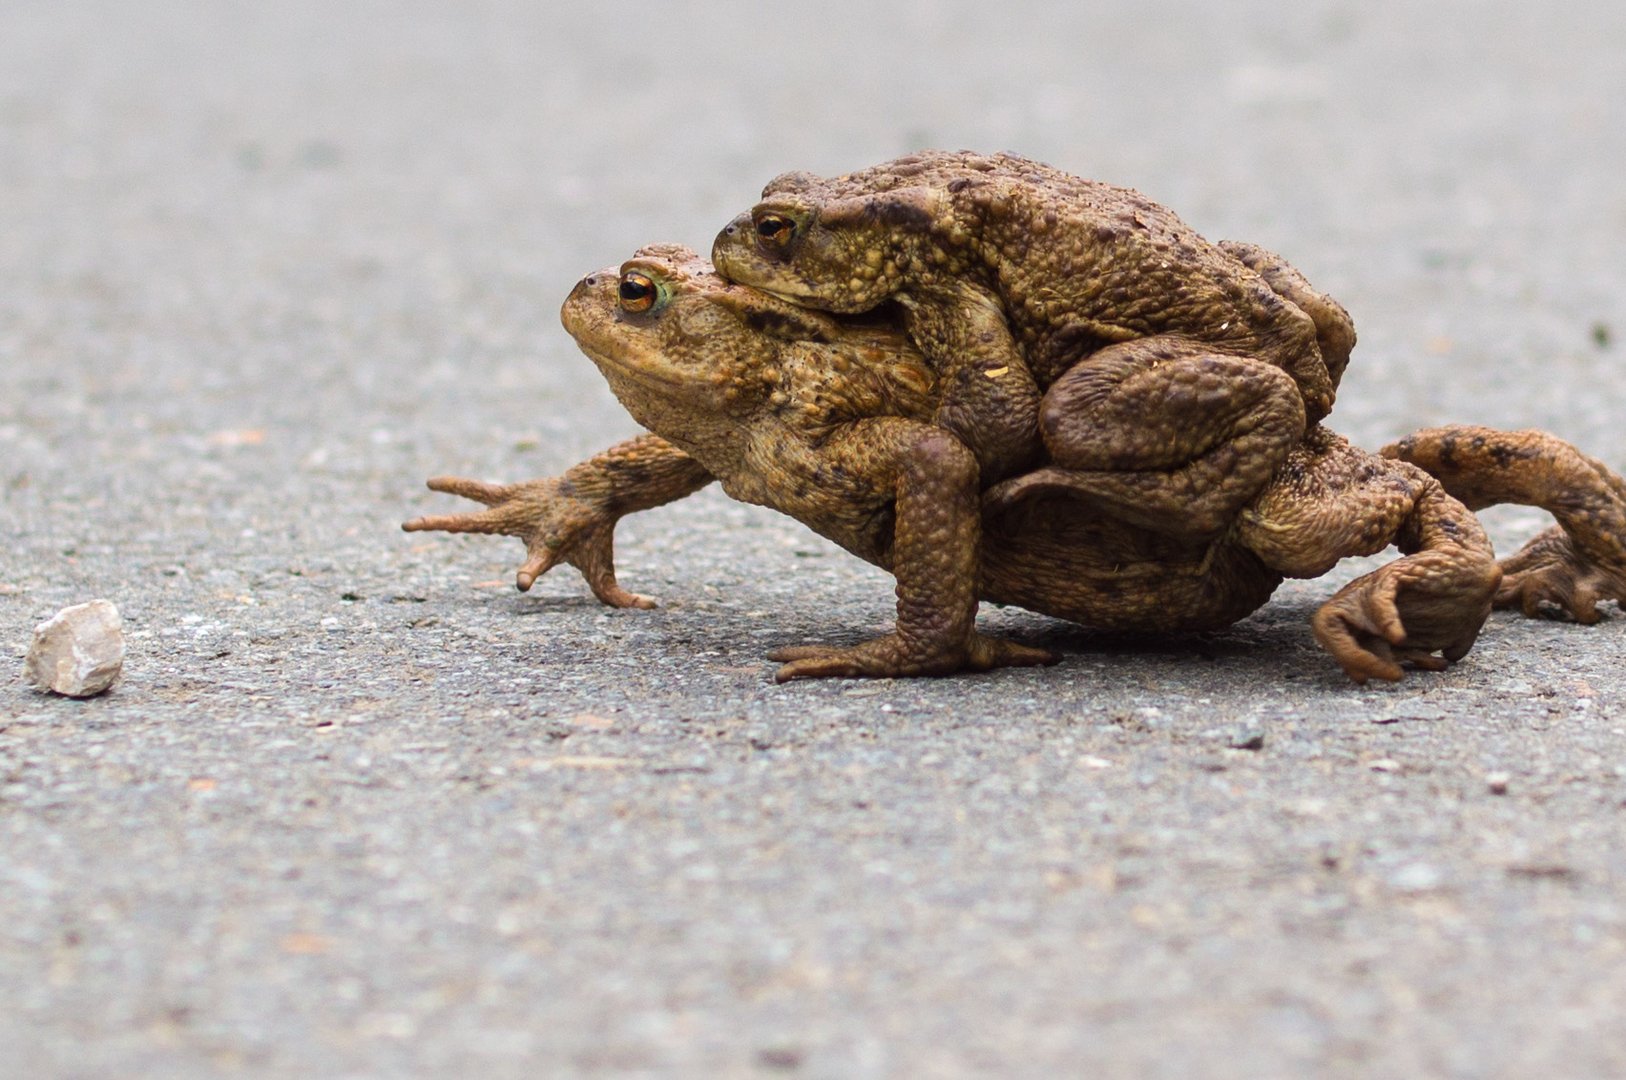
[3,2,1625,1076]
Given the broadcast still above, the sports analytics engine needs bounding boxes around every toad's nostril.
[724,224,736,236]
[584,275,598,286]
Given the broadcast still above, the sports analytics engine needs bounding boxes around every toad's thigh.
[1039,342,1306,473]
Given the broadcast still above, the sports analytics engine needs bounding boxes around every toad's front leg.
[403,434,714,608]
[769,422,1057,681]
[911,281,1045,484]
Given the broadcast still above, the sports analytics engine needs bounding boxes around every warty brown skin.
[404,247,1626,683]
[1383,428,1626,624]
[711,150,1352,541]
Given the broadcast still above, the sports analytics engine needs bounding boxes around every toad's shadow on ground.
[503,593,632,615]
[985,594,1325,662]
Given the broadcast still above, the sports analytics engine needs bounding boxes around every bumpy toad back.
[714,150,1354,541]
[712,150,1350,414]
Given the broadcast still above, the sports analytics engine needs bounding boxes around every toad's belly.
[978,514,1282,632]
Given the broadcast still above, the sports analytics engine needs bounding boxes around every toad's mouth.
[755,279,823,306]
[713,242,829,305]
[760,273,898,317]
[560,285,694,395]
[572,339,689,393]
[714,258,818,300]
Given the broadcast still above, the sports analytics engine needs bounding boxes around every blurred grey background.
[3,2,1624,1077]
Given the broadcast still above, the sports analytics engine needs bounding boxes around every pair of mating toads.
[405,151,1626,683]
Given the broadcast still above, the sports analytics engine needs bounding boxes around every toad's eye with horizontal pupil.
[755,214,795,246]
[618,272,656,313]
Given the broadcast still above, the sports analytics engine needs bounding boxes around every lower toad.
[405,246,1626,683]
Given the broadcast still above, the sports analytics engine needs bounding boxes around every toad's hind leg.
[983,340,1307,541]
[1383,425,1626,623]
[1239,429,1501,683]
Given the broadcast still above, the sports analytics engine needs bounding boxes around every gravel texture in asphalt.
[3,2,1625,1076]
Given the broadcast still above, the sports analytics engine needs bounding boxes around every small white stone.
[24,600,125,698]
[1387,862,1444,893]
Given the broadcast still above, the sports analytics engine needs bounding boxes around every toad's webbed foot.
[769,632,1057,682]
[1495,525,1626,623]
[404,475,656,608]
[1311,549,1499,684]
[1383,425,1626,624]
[1238,429,1501,683]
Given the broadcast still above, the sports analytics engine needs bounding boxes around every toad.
[710,150,1355,542]
[403,246,1626,683]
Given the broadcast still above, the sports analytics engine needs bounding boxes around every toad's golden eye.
[618,272,656,313]
[754,213,795,247]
